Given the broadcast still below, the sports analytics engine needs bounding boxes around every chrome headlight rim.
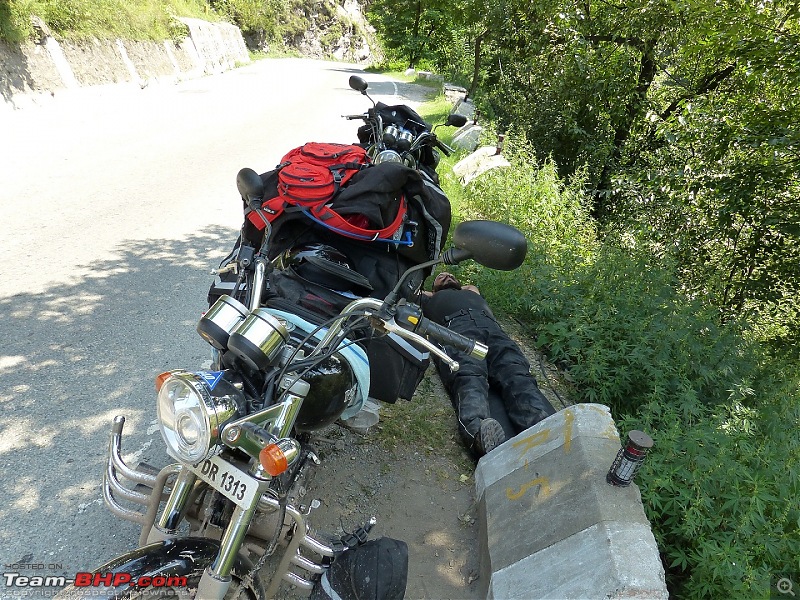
[374,149,403,164]
[156,371,237,464]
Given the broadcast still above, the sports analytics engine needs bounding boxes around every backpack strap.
[306,196,409,241]
[246,195,286,230]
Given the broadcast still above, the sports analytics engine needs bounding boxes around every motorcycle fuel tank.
[289,331,359,432]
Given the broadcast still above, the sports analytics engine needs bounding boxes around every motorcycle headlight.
[374,149,403,164]
[156,371,238,463]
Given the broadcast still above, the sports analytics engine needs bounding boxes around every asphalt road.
[0,58,429,595]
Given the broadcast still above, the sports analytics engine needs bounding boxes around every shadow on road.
[0,225,238,572]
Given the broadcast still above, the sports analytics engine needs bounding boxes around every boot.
[473,418,506,457]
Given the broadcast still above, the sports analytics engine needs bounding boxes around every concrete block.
[476,404,619,495]
[489,522,669,600]
[452,145,510,184]
[444,84,467,104]
[475,404,668,599]
[480,435,650,569]
[417,70,443,81]
[452,98,476,119]
[452,124,483,152]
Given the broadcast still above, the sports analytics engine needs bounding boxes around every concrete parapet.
[452,123,483,152]
[1,16,248,108]
[452,146,510,184]
[475,404,668,599]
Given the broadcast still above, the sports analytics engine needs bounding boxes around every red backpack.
[246,142,408,242]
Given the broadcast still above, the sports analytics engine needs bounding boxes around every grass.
[374,369,475,475]
[3,0,213,42]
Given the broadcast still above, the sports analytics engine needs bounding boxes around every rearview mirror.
[450,220,527,271]
[349,75,368,93]
[446,113,468,128]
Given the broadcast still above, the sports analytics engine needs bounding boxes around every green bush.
[621,369,800,598]
[437,132,800,598]
[210,0,282,43]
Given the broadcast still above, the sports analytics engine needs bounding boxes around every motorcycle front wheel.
[56,538,264,600]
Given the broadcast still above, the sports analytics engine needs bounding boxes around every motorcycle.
[344,75,467,183]
[57,212,528,599]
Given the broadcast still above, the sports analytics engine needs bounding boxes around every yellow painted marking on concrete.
[506,476,550,501]
[600,423,620,441]
[512,429,551,457]
[563,409,574,453]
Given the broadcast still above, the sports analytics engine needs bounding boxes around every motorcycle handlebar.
[414,316,488,360]
[435,138,455,157]
[394,303,487,360]
[344,114,367,120]
[310,297,484,372]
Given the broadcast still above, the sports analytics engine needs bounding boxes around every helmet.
[276,243,373,294]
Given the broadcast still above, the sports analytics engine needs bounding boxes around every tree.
[368,0,454,68]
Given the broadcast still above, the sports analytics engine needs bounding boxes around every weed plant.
[434,131,800,598]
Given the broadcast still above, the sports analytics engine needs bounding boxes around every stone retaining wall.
[1,17,248,108]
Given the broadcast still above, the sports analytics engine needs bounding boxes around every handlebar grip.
[344,114,366,120]
[416,316,488,360]
[435,138,454,157]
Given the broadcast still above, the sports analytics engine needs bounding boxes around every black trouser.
[434,310,556,444]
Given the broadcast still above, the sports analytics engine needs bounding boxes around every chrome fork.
[196,463,270,599]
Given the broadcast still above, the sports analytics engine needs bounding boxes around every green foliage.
[436,134,800,598]
[369,0,800,363]
[1,0,29,42]
[623,368,800,597]
[367,0,457,69]
[4,0,211,41]
[209,0,283,44]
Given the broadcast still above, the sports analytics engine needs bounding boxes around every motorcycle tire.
[55,537,265,600]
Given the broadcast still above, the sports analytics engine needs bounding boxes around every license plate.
[189,454,261,509]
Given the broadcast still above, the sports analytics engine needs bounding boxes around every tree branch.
[594,35,660,219]
[659,64,736,122]
[584,34,646,51]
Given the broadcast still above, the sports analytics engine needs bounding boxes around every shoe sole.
[476,419,506,455]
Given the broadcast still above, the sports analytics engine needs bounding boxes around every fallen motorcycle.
[56,217,526,600]
[57,74,523,599]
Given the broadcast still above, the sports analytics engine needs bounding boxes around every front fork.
[144,463,270,598]
[196,475,266,598]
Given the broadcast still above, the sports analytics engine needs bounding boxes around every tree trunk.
[594,35,659,220]
[409,0,422,69]
[468,31,488,98]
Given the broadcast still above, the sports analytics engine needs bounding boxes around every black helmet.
[276,243,373,294]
